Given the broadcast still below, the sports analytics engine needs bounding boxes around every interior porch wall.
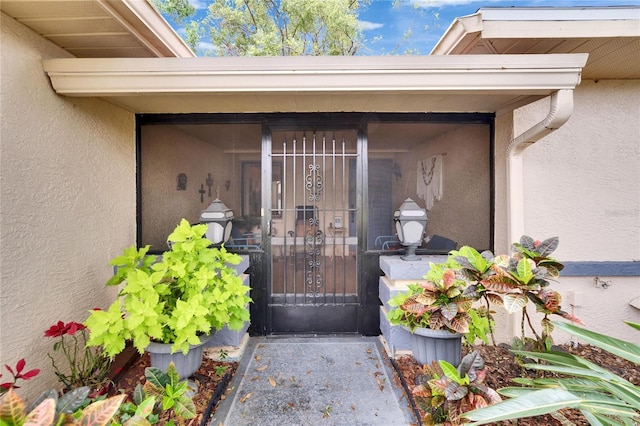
[140,125,226,249]
[393,124,491,250]
[1,13,136,401]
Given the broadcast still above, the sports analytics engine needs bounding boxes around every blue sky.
[173,0,632,55]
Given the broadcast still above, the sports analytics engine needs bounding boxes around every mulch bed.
[109,342,638,425]
[392,343,640,425]
[110,352,237,425]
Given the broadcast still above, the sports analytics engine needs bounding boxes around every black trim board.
[562,261,640,277]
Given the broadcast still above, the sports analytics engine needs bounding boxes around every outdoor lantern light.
[199,198,234,245]
[394,198,428,261]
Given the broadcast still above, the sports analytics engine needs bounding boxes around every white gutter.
[42,54,587,96]
[506,89,574,245]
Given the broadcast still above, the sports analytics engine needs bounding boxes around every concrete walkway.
[210,336,416,425]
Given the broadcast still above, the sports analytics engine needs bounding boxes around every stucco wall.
[493,81,640,344]
[493,112,513,255]
[0,13,136,400]
[518,80,640,262]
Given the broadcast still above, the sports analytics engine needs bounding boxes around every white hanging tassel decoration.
[416,155,443,210]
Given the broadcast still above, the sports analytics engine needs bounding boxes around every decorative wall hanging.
[225,180,231,191]
[417,154,443,210]
[176,173,187,190]
[206,173,213,196]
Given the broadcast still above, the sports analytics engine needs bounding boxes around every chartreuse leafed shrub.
[85,219,251,358]
[463,321,640,425]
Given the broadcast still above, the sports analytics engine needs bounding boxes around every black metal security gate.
[267,129,360,333]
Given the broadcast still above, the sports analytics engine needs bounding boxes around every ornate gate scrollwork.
[305,163,323,201]
[305,224,324,295]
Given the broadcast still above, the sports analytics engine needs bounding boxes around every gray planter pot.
[146,333,212,379]
[404,326,462,366]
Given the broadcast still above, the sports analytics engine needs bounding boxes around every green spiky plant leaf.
[464,321,640,425]
[624,321,640,332]
[464,388,582,425]
[553,321,640,364]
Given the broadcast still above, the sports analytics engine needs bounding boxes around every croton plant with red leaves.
[0,359,40,394]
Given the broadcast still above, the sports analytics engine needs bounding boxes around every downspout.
[506,89,574,245]
[505,89,574,342]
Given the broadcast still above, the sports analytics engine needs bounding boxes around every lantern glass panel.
[223,221,233,243]
[402,221,424,244]
[205,222,224,245]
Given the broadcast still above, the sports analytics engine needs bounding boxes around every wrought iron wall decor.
[176,173,187,190]
[198,184,206,203]
[206,173,213,196]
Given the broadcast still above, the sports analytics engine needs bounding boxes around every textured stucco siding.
[492,112,513,255]
[1,13,136,400]
[494,81,640,343]
[518,80,640,262]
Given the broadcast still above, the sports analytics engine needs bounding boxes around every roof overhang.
[431,7,640,80]
[0,0,193,58]
[43,54,588,114]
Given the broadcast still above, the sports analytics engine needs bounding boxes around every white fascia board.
[482,20,640,39]
[480,6,640,22]
[43,54,588,96]
[432,6,640,55]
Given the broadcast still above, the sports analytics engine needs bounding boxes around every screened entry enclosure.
[138,114,493,335]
